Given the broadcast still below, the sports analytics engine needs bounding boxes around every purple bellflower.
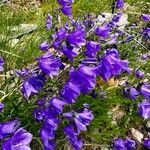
[57,0,74,6]
[67,28,86,47]
[141,14,150,22]
[113,137,136,150]
[138,100,150,119]
[64,125,83,150]
[135,69,144,79]
[85,41,101,58]
[144,138,150,148]
[46,14,52,30]
[96,49,132,81]
[0,57,4,72]
[22,74,45,98]
[116,0,124,9]
[60,81,81,104]
[124,87,139,100]
[113,138,125,150]
[0,102,4,112]
[96,25,111,38]
[61,5,72,17]
[69,65,96,94]
[61,46,79,61]
[38,52,62,78]
[50,97,66,114]
[140,83,150,100]
[2,128,33,150]
[63,106,93,134]
[0,120,20,140]
[39,41,50,51]
[124,138,136,150]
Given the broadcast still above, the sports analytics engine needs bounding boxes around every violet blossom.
[38,52,62,78]
[116,0,124,9]
[0,57,4,72]
[0,102,4,112]
[96,25,111,38]
[46,14,52,30]
[141,14,150,22]
[85,41,101,58]
[140,83,150,100]
[144,138,150,148]
[39,41,50,51]
[2,128,32,150]
[0,120,20,140]
[138,100,150,119]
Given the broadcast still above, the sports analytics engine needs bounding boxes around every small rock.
[130,128,144,143]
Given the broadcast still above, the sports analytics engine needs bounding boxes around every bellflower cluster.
[64,125,83,150]
[63,105,93,149]
[0,120,32,150]
[113,137,136,150]
[96,49,132,81]
[3,0,149,149]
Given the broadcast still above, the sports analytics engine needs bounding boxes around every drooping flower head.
[113,137,136,150]
[138,100,150,119]
[135,69,144,79]
[141,14,150,22]
[67,28,86,47]
[0,57,4,72]
[57,0,74,6]
[61,46,79,61]
[96,25,111,38]
[39,41,50,51]
[0,120,20,140]
[96,49,132,81]
[63,106,94,134]
[61,5,72,17]
[0,102,4,112]
[144,138,150,148]
[113,138,125,150]
[2,128,32,150]
[140,83,150,100]
[85,41,101,58]
[22,74,46,98]
[38,52,62,78]
[46,14,52,30]
[50,97,66,114]
[124,138,136,150]
[123,87,139,100]
[64,125,83,150]
[116,0,124,9]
